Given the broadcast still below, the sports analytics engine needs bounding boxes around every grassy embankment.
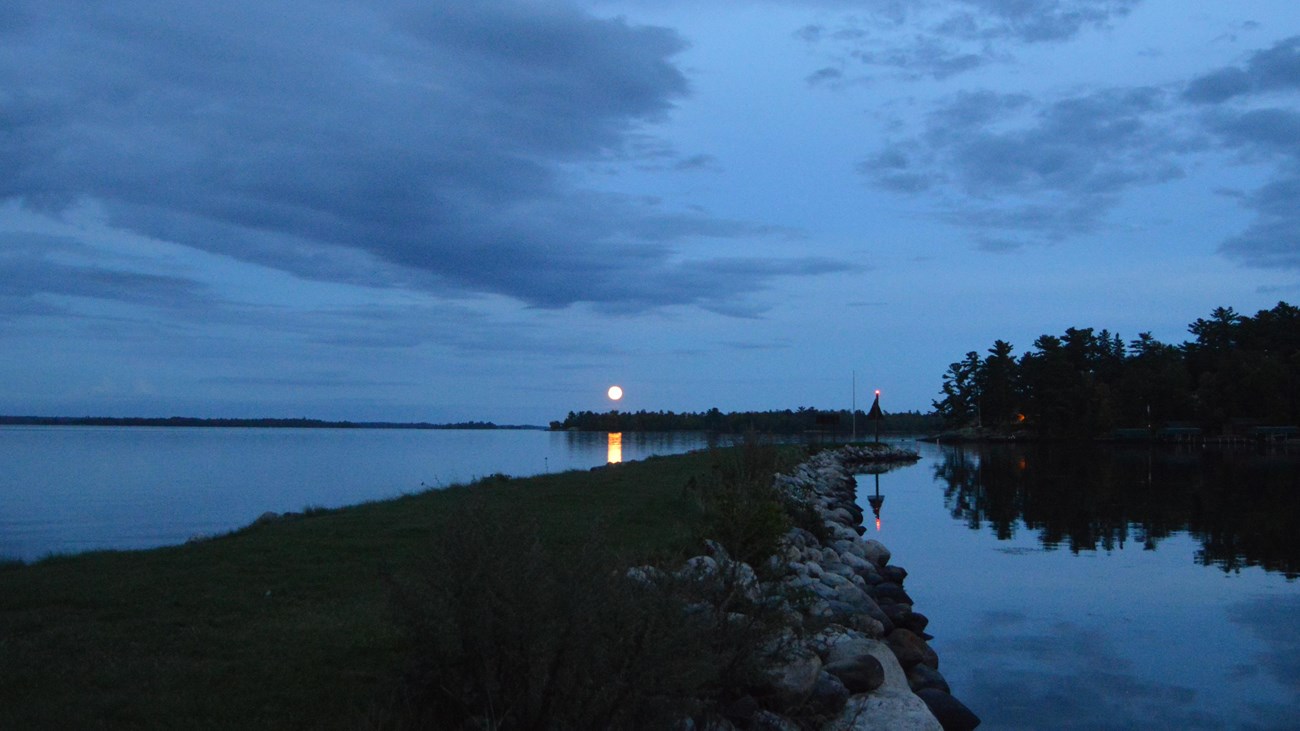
[0,444,803,729]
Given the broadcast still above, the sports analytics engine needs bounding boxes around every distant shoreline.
[0,416,545,430]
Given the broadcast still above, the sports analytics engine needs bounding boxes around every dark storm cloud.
[799,0,1140,81]
[1185,37,1300,271]
[860,87,1186,248]
[0,0,840,313]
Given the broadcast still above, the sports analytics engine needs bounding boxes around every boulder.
[881,564,909,585]
[881,601,913,627]
[751,710,801,731]
[761,647,822,707]
[823,639,941,731]
[861,539,891,568]
[915,688,981,730]
[808,670,851,715]
[823,654,885,693]
[902,610,930,635]
[907,664,951,695]
[886,629,939,670]
[824,636,877,665]
[870,582,914,606]
[827,507,858,527]
[722,694,760,725]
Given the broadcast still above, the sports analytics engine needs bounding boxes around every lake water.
[862,441,1300,730]
[6,428,1298,727]
[0,426,717,561]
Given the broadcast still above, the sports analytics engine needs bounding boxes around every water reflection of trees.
[935,445,1300,578]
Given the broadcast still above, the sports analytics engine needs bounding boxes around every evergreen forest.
[933,302,1300,438]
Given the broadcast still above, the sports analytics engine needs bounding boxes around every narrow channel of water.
[861,441,1300,730]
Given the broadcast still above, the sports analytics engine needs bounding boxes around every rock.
[915,688,981,730]
[838,550,874,573]
[833,539,867,559]
[903,610,930,635]
[722,694,760,725]
[785,527,818,549]
[881,564,909,585]
[907,664,951,695]
[861,539,891,568]
[824,635,876,665]
[881,601,913,627]
[625,565,665,586]
[886,628,939,670]
[703,539,732,563]
[762,647,822,706]
[821,571,853,589]
[729,561,763,602]
[833,583,872,608]
[858,567,884,585]
[253,511,280,525]
[683,555,719,578]
[808,670,851,715]
[823,640,941,731]
[870,582,914,606]
[751,710,801,731]
[809,582,839,601]
[824,654,885,693]
[827,506,858,526]
[849,614,887,638]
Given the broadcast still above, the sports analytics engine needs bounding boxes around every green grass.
[0,449,764,730]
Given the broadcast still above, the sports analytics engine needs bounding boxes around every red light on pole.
[866,389,884,443]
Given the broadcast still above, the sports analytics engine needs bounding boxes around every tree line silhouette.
[933,302,1300,438]
[549,407,941,435]
[934,444,1300,578]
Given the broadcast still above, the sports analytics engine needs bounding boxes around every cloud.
[0,233,211,317]
[797,0,1141,81]
[1184,36,1300,104]
[952,613,1227,729]
[0,0,844,314]
[948,0,1142,43]
[859,87,1186,248]
[1228,593,1300,725]
[1219,175,1300,269]
[1184,37,1300,271]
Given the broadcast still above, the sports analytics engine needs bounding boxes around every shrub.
[690,433,793,569]
[379,498,781,729]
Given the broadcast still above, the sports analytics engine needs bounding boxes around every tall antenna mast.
[852,370,857,441]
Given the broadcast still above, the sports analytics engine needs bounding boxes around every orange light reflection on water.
[607,432,623,464]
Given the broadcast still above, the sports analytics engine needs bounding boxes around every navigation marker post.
[867,389,884,444]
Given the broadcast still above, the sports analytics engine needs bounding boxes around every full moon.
[607,385,624,401]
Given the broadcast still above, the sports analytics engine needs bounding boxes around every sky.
[2,0,1298,424]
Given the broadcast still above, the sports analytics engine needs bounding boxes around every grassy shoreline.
[2,448,787,729]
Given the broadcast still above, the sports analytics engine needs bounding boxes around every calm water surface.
[862,441,1300,730]
[0,426,713,561]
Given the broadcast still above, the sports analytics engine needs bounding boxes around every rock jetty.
[678,443,980,730]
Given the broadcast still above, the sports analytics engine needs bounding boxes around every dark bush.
[380,499,783,729]
[691,433,793,569]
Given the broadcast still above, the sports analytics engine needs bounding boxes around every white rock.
[824,639,941,731]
